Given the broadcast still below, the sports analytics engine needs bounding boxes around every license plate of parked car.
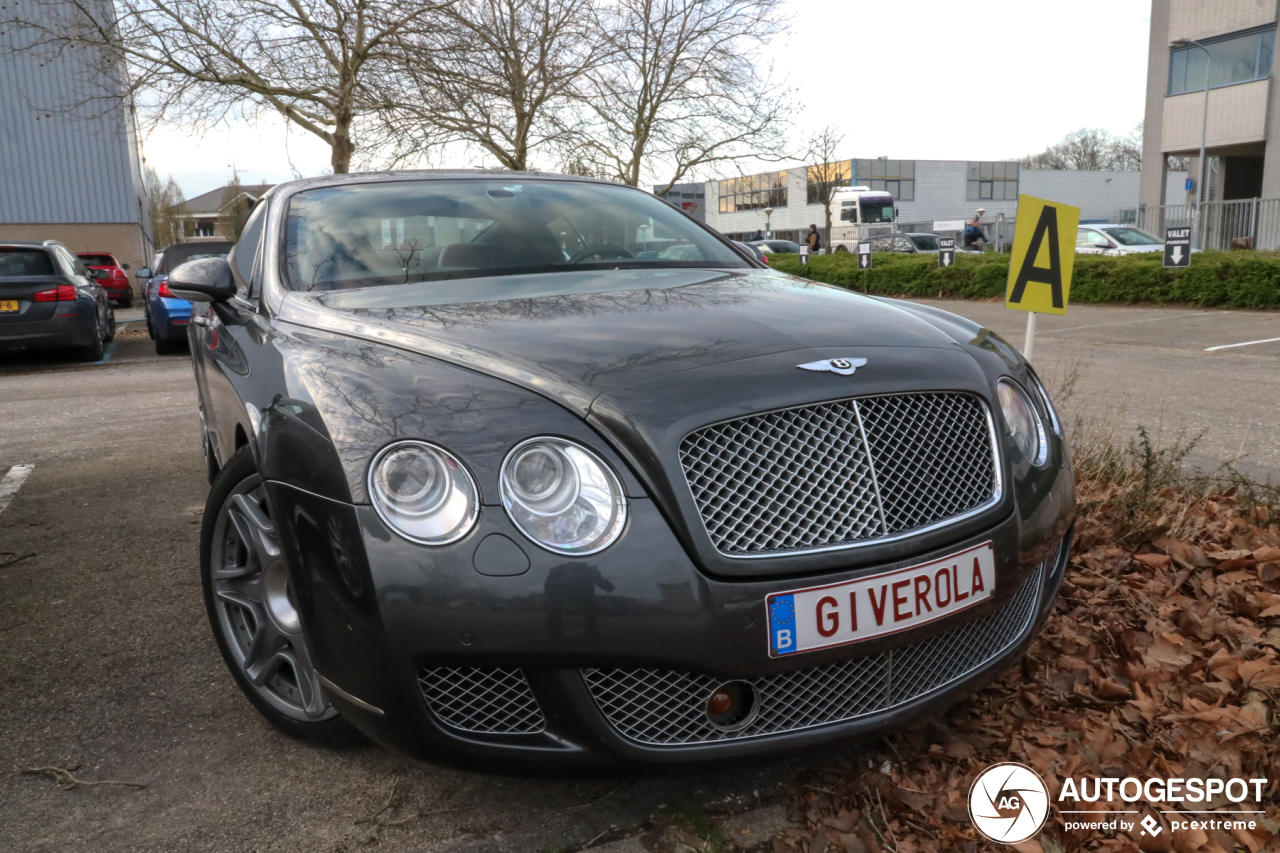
[767,542,995,656]
[0,300,18,312]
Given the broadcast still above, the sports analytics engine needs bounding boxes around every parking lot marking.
[0,464,34,516]
[95,341,118,366]
[1040,310,1226,336]
[1205,336,1280,352]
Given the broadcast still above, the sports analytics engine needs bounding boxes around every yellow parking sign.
[1005,195,1080,316]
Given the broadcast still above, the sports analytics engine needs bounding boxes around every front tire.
[201,447,355,744]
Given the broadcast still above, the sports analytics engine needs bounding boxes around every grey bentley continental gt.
[175,171,1074,768]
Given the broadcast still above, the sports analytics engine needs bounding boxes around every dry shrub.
[780,406,1280,853]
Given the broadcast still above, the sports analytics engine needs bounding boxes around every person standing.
[752,229,764,241]
[806,224,822,253]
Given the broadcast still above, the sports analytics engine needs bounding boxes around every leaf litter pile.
[780,431,1280,853]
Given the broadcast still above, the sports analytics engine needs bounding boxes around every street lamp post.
[1172,37,1211,250]
[763,207,774,238]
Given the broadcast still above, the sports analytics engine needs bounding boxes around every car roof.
[265,168,625,199]
[903,233,940,237]
[0,240,59,250]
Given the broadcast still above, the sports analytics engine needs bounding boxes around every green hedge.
[766,250,1280,310]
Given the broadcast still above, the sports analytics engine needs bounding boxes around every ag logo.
[968,763,1050,844]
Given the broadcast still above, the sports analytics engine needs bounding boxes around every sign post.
[1164,226,1191,268]
[857,242,872,270]
[1005,195,1081,361]
[799,244,809,266]
[939,237,955,268]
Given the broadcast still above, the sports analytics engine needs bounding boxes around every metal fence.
[1123,198,1280,251]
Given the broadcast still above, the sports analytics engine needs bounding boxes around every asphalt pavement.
[1,299,1277,852]
[907,299,1280,481]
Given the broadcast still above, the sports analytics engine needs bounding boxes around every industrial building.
[0,0,153,272]
[664,161,1180,245]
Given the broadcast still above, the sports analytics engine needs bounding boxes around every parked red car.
[76,252,133,307]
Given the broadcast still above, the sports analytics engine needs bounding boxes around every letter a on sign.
[1006,195,1080,316]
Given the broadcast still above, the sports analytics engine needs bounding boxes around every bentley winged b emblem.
[796,357,868,376]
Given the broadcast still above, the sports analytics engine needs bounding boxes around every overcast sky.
[142,0,1153,199]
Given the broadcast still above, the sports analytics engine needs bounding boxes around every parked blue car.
[141,240,233,354]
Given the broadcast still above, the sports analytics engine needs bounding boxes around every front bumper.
[268,465,1073,768]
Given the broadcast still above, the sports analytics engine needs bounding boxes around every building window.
[717,172,787,213]
[856,159,915,200]
[806,161,852,204]
[1168,27,1275,95]
[967,162,1019,201]
[195,220,216,237]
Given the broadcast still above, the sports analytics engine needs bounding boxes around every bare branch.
[0,0,453,172]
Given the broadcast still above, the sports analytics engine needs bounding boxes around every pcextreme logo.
[968,763,1050,844]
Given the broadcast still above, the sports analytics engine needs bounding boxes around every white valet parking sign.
[939,237,956,268]
[855,242,875,268]
[1164,226,1191,268]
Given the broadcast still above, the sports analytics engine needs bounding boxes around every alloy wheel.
[208,476,336,721]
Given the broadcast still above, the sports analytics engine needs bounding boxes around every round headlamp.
[997,379,1048,467]
[369,441,479,545]
[1025,367,1063,437]
[500,438,627,555]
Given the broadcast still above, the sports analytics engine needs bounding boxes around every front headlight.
[369,441,479,545]
[997,379,1048,467]
[1025,367,1062,437]
[500,438,627,555]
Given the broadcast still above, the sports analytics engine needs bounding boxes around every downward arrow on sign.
[943,254,951,266]
[1171,246,1183,264]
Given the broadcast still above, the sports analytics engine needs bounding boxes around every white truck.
[825,186,899,253]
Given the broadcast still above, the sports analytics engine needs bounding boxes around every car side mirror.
[169,257,234,303]
[122,263,130,270]
[135,267,152,279]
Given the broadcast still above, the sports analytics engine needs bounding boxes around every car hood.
[277,268,964,416]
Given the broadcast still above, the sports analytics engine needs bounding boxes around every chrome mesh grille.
[679,392,997,556]
[418,667,545,734]
[583,562,1044,746]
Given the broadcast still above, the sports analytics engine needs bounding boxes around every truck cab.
[827,186,898,252]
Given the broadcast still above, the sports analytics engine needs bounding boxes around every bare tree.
[800,125,847,248]
[2,0,447,173]
[219,171,253,241]
[1021,126,1142,171]
[377,0,601,171]
[144,165,186,250]
[570,0,788,194]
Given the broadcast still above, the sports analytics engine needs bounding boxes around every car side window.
[893,236,914,252]
[1076,229,1098,248]
[229,202,268,298]
[54,247,85,277]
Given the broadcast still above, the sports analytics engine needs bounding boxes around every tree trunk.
[331,110,354,174]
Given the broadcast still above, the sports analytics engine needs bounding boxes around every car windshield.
[860,202,895,224]
[0,249,55,277]
[908,235,940,251]
[78,254,115,266]
[1104,227,1161,246]
[283,178,747,291]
